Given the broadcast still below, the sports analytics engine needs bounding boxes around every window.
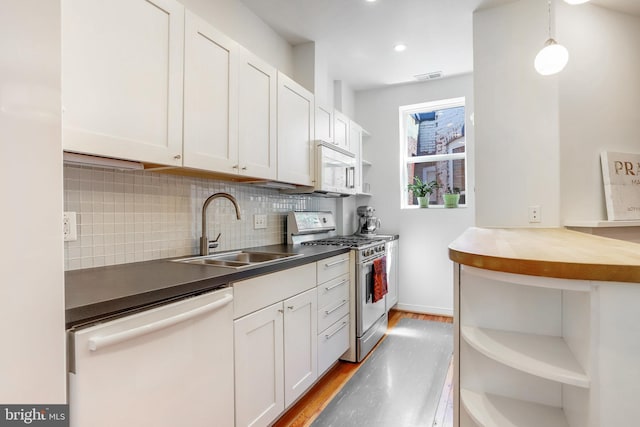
[399,97,466,208]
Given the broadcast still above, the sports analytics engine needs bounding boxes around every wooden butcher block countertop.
[449,227,640,283]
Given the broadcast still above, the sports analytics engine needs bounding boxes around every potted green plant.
[407,177,440,208]
[443,187,460,208]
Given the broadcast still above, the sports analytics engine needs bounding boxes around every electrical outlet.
[63,212,78,241]
[528,205,541,223]
[253,214,267,229]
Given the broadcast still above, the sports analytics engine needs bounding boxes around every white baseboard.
[395,303,453,317]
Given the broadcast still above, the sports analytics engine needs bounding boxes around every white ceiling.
[239,0,640,91]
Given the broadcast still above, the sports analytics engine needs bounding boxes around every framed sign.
[600,151,640,221]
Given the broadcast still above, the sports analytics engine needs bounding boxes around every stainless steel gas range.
[287,211,388,362]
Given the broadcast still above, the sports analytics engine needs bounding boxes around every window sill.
[403,204,469,210]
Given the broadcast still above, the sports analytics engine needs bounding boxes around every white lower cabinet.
[233,264,317,427]
[283,289,318,407]
[234,302,284,427]
[385,239,399,311]
[316,257,351,376]
[318,314,350,375]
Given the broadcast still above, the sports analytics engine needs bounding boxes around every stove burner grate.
[301,236,385,249]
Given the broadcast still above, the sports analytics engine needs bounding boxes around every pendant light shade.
[535,0,569,76]
[534,38,569,75]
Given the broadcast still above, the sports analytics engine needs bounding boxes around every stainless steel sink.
[173,251,303,269]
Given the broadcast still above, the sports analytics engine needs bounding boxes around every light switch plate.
[63,212,78,241]
[253,214,267,229]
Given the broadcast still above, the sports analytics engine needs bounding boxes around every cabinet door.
[62,0,184,166]
[386,240,399,311]
[283,288,318,407]
[238,49,277,179]
[277,72,315,186]
[333,110,350,152]
[234,303,284,427]
[183,11,239,173]
[315,104,333,142]
[349,120,363,194]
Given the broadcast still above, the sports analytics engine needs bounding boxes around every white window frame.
[399,97,467,208]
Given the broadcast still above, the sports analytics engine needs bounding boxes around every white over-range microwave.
[314,141,356,196]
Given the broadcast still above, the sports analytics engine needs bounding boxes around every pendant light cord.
[547,0,552,39]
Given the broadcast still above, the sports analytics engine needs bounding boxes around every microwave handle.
[347,166,355,189]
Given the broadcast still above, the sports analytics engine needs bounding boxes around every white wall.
[181,0,293,75]
[558,3,640,223]
[335,80,356,118]
[355,74,475,316]
[474,0,562,227]
[0,0,66,402]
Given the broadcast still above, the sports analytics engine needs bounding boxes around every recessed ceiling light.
[365,0,377,2]
[564,0,590,4]
[394,44,407,52]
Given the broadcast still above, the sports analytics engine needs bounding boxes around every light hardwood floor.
[273,309,454,427]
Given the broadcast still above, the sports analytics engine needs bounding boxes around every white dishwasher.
[68,287,234,427]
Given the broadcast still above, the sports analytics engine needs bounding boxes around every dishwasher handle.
[88,293,233,352]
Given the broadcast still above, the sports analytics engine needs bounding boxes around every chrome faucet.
[200,192,241,256]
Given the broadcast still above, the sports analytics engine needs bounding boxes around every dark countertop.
[65,244,349,328]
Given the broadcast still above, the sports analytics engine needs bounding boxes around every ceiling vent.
[414,71,443,81]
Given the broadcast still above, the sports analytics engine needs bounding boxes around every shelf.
[564,220,640,228]
[461,326,589,388]
[461,389,569,427]
[356,192,372,197]
[362,159,372,166]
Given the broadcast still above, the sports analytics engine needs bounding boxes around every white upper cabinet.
[183,11,239,173]
[62,0,185,166]
[349,120,364,194]
[315,104,333,143]
[277,72,315,186]
[238,48,277,180]
[333,110,350,152]
[184,13,276,179]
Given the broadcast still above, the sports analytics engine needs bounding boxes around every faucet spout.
[200,192,241,256]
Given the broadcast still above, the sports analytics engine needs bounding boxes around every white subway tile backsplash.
[63,165,336,271]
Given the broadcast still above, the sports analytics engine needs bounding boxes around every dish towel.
[372,256,388,303]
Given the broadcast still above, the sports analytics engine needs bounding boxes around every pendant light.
[534,0,569,76]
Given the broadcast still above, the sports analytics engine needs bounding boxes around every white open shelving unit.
[456,266,593,427]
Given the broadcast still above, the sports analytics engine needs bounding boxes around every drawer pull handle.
[325,258,349,267]
[325,300,348,315]
[325,279,348,291]
[325,321,348,339]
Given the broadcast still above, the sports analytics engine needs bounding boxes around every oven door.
[356,257,387,337]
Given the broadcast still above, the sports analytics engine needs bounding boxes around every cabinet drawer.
[318,274,349,309]
[233,263,316,319]
[317,253,350,284]
[318,315,350,375]
[318,297,349,332]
